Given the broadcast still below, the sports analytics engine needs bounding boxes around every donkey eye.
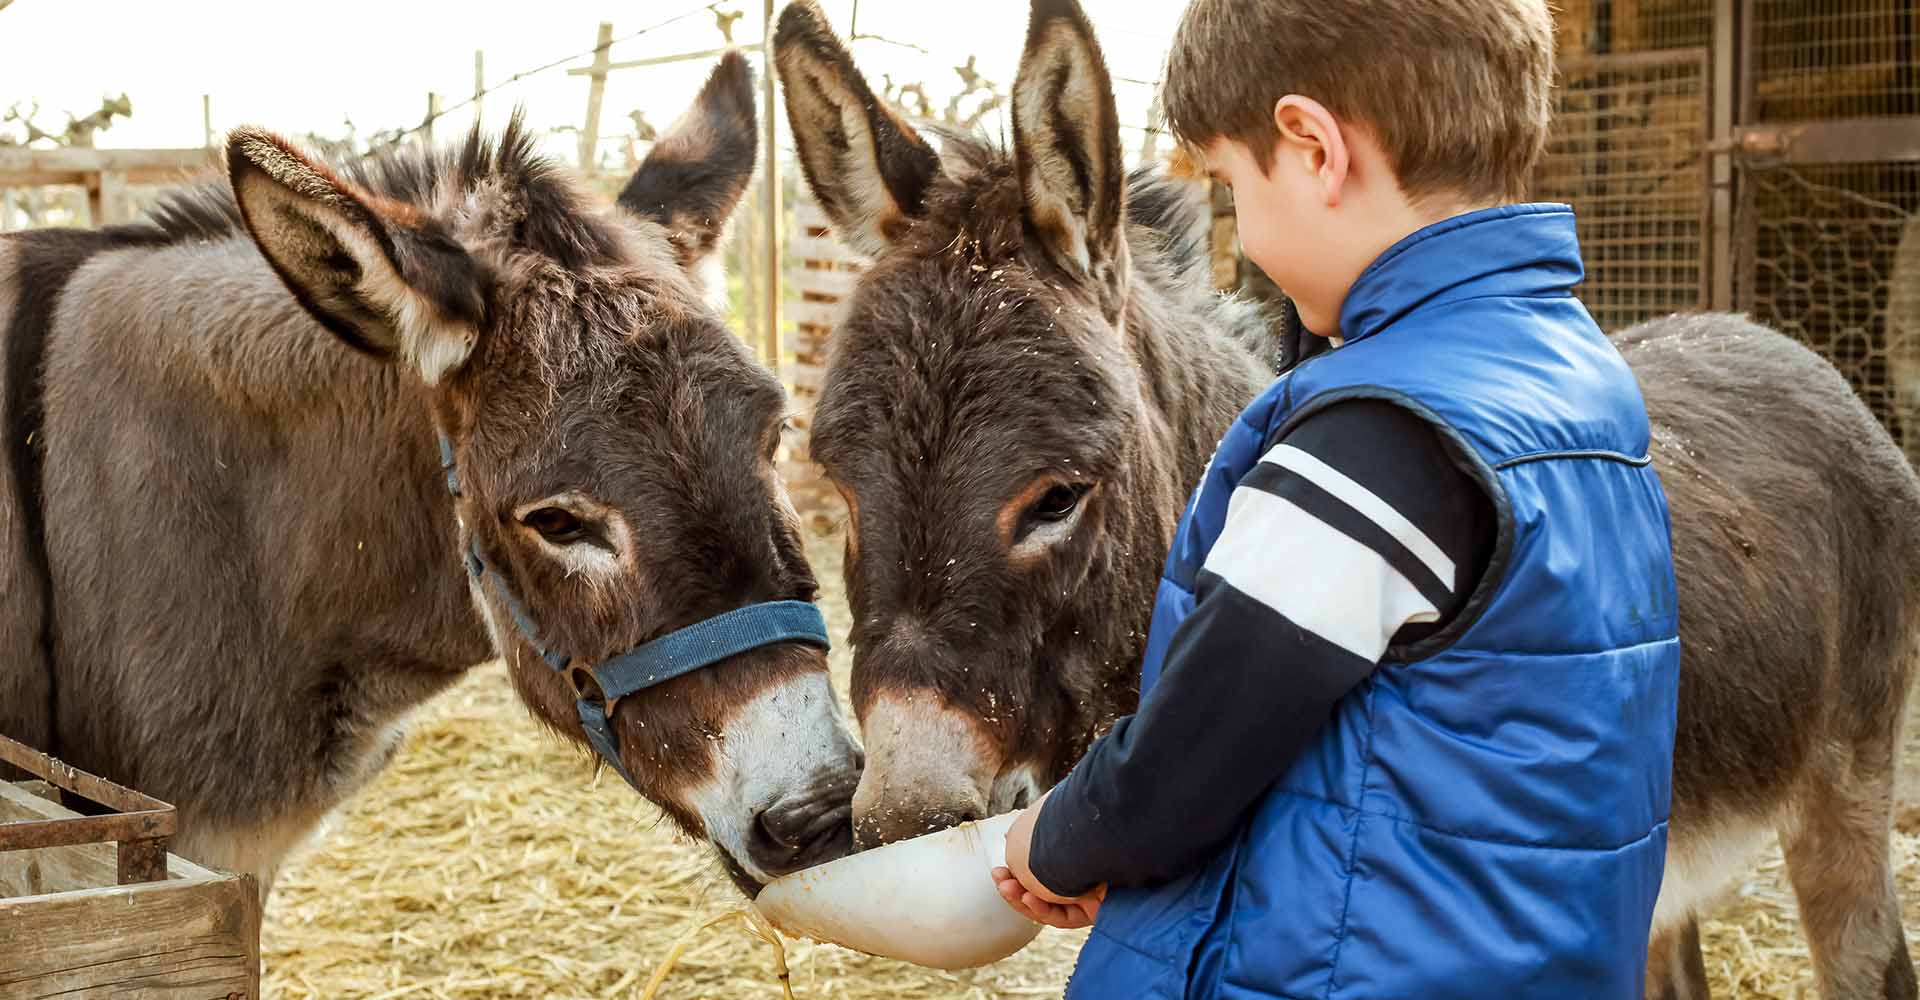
[522,506,587,544]
[1031,484,1089,524]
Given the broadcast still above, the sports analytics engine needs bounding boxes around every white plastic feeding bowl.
[753,811,1041,970]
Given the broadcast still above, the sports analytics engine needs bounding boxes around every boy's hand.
[992,792,1106,930]
[992,867,1105,929]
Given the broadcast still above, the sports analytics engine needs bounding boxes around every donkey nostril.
[922,807,982,835]
[750,796,854,876]
[755,794,851,851]
[756,803,807,849]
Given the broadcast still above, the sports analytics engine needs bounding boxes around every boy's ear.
[618,51,759,271]
[227,128,485,385]
[1013,0,1128,315]
[774,0,943,258]
[1273,95,1351,206]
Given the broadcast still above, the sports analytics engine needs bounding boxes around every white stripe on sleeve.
[1263,444,1457,586]
[1202,485,1441,661]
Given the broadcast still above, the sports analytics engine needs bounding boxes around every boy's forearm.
[1027,583,1375,895]
[1029,400,1496,896]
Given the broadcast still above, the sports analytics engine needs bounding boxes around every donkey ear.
[227,128,486,385]
[774,0,943,258]
[618,51,758,271]
[1013,0,1127,307]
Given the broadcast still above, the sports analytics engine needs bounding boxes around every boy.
[991,1,1682,997]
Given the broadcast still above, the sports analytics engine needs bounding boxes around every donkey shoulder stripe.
[3,226,164,757]
[1262,442,1457,586]
[1203,486,1440,661]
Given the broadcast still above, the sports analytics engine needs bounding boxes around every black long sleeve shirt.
[1029,399,1497,896]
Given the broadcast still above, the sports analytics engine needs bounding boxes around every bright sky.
[0,1,1183,163]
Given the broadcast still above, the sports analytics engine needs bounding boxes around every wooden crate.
[0,736,260,999]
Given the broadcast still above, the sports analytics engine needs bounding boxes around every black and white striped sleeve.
[1028,399,1496,896]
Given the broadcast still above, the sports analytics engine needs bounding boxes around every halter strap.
[589,600,829,702]
[437,433,830,792]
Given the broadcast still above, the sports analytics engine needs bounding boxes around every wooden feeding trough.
[0,734,260,998]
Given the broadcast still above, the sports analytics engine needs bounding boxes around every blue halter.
[437,434,830,791]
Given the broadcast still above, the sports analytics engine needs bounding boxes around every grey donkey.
[776,1,1920,995]
[0,54,859,899]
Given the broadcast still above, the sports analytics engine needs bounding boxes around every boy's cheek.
[1236,214,1293,285]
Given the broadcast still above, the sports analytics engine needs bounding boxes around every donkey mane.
[915,128,1278,370]
[141,114,627,271]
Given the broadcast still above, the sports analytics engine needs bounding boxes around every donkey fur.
[782,1,1920,995]
[0,54,842,895]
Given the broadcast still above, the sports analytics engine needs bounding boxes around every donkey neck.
[62,236,492,678]
[1121,259,1276,494]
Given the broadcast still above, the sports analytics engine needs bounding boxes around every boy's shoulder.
[1281,299,1648,462]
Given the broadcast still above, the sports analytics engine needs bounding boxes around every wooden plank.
[1560,46,1711,73]
[93,168,128,225]
[794,199,834,231]
[0,872,260,998]
[0,783,118,896]
[790,232,859,263]
[781,364,824,393]
[0,734,175,837]
[788,266,859,299]
[790,299,845,331]
[0,147,207,188]
[0,782,210,898]
[0,802,170,852]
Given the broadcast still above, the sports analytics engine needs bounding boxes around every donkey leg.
[1779,760,1916,1000]
[1646,814,1778,1000]
[1645,914,1711,1000]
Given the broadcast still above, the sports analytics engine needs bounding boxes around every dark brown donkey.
[778,2,1919,996]
[0,55,857,897]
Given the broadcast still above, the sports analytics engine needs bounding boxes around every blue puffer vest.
[1064,204,1680,1000]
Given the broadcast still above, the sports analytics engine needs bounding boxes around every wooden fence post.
[579,22,614,170]
[423,93,442,147]
[761,0,781,366]
[89,169,127,225]
[474,50,486,126]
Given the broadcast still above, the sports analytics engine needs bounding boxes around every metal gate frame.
[1535,46,1713,333]
[1714,0,1920,305]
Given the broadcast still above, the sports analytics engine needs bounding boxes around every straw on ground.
[261,530,1920,999]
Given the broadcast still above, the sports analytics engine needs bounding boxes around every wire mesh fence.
[1738,162,1920,450]
[1750,0,1920,122]
[1551,0,1712,58]
[1533,50,1709,333]
[1535,0,1920,459]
